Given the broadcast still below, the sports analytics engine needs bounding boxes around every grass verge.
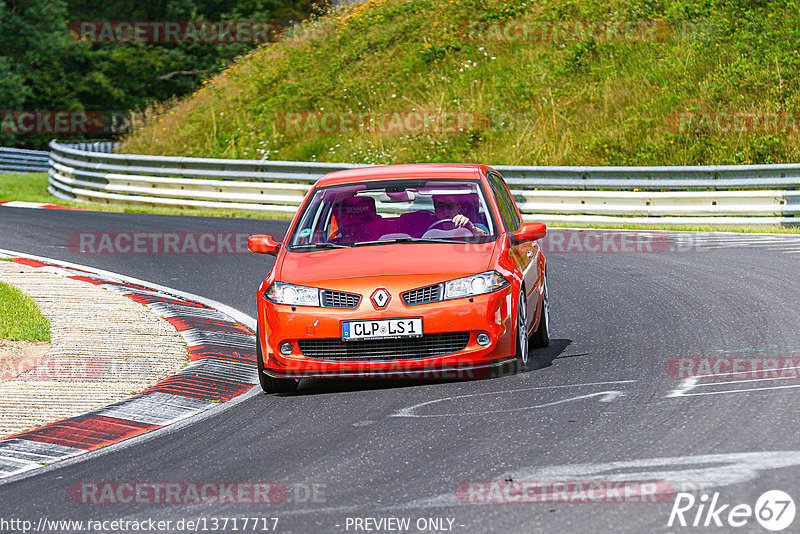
[0,173,293,219]
[122,0,800,167]
[2,172,798,232]
[0,281,51,341]
[542,222,800,233]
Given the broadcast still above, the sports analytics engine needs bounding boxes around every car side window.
[487,171,521,231]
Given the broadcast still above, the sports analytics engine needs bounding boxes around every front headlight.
[265,282,321,306]
[444,271,509,300]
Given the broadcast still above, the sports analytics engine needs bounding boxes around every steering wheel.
[426,218,477,235]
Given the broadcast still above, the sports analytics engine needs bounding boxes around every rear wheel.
[256,324,298,394]
[514,286,529,373]
[531,274,550,348]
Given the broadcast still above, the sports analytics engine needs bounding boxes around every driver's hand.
[453,215,487,236]
[452,214,470,228]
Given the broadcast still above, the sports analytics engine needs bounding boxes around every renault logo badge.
[371,288,390,309]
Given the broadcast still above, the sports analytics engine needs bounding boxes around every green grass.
[0,172,63,205]
[52,0,799,233]
[0,281,51,341]
[120,0,800,167]
[3,172,800,232]
[545,222,800,233]
[0,173,293,219]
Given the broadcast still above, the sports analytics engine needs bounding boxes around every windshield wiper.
[290,242,352,250]
[351,237,457,246]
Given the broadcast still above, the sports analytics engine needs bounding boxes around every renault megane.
[248,163,550,393]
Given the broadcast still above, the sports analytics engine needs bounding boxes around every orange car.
[248,163,549,392]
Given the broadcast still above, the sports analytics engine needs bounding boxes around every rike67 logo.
[668,490,795,531]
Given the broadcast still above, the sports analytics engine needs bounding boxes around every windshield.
[288,179,497,249]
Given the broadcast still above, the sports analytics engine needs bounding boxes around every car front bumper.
[258,285,517,380]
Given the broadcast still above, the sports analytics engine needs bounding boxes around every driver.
[432,194,488,236]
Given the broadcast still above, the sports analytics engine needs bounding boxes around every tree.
[1,0,330,148]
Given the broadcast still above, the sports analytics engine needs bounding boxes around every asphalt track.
[2,206,800,533]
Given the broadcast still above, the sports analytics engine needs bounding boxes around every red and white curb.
[0,252,258,480]
[0,200,79,210]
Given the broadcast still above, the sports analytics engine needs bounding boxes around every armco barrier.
[0,147,49,174]
[46,141,800,225]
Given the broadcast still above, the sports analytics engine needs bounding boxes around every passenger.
[332,196,384,242]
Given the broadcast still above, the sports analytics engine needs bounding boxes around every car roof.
[315,163,495,188]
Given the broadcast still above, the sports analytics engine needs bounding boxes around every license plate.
[342,318,423,341]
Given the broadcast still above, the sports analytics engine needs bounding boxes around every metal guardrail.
[46,140,800,225]
[0,147,50,174]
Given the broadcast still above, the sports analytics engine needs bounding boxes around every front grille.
[401,284,442,306]
[321,290,361,309]
[299,332,470,361]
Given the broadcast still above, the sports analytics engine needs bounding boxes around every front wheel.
[530,274,550,348]
[256,324,298,394]
[514,287,529,373]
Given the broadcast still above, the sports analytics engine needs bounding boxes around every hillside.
[120,0,800,166]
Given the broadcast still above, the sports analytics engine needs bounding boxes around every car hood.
[277,241,497,284]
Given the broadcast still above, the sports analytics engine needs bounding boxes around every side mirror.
[247,235,281,255]
[511,222,547,242]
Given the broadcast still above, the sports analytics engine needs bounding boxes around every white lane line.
[390,380,635,418]
[392,451,800,511]
[688,365,800,382]
[671,382,800,397]
[666,378,698,398]
[668,365,800,398]
[693,374,800,388]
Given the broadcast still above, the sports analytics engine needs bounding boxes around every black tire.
[531,274,550,349]
[514,286,530,373]
[256,324,298,394]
